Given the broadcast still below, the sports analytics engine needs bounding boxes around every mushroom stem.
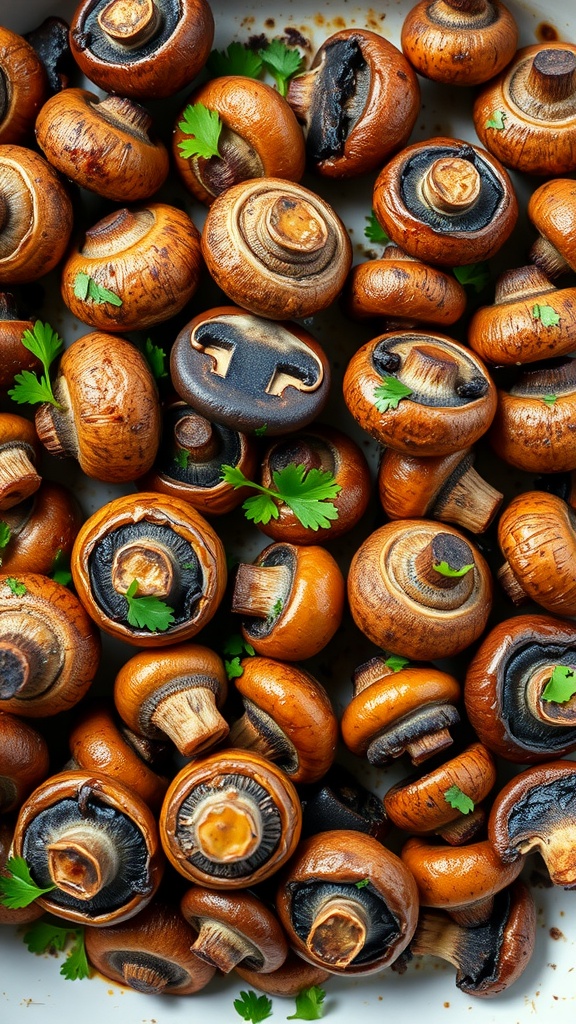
[352,656,395,696]
[94,95,153,137]
[435,465,503,534]
[0,617,63,700]
[191,920,257,973]
[529,827,576,886]
[525,665,576,726]
[189,789,263,864]
[0,776,17,813]
[405,727,454,765]
[306,896,368,968]
[436,806,486,845]
[97,0,161,49]
[494,264,556,303]
[150,688,229,758]
[265,197,328,255]
[174,414,220,463]
[112,541,176,600]
[81,208,152,257]
[529,236,571,279]
[497,561,529,605]
[527,49,576,103]
[0,445,40,510]
[228,707,290,763]
[121,961,169,995]
[420,157,481,215]
[399,344,460,398]
[441,0,489,12]
[232,563,292,619]
[410,908,462,969]
[46,824,120,900]
[449,894,495,927]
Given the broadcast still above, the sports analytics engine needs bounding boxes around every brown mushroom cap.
[0,413,41,511]
[180,886,288,973]
[0,296,37,391]
[0,817,44,926]
[236,949,331,998]
[0,481,82,576]
[0,711,50,813]
[0,26,48,144]
[528,178,576,278]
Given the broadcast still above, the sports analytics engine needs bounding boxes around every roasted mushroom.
[0,25,48,144]
[235,949,331,998]
[0,413,41,512]
[528,178,576,278]
[0,294,38,392]
[0,481,81,576]
[180,886,288,974]
[0,711,50,813]
[0,818,43,926]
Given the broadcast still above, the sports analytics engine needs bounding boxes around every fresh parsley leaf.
[5,577,26,596]
[384,653,410,672]
[207,41,263,78]
[485,109,506,130]
[60,930,90,981]
[374,377,413,412]
[433,560,474,578]
[453,262,490,294]
[51,549,72,587]
[234,989,273,1022]
[221,463,341,531]
[124,578,175,632]
[444,785,475,815]
[73,272,122,306]
[177,102,222,160]
[23,920,90,981]
[144,338,168,380]
[364,211,390,245]
[8,321,63,409]
[271,598,283,617]
[542,665,576,704]
[354,878,370,889]
[0,857,56,908]
[287,985,326,1020]
[0,521,10,557]
[174,448,190,469]
[532,303,561,327]
[260,38,304,96]
[223,634,256,657]
[254,424,268,436]
[542,394,558,405]
[181,560,196,570]
[225,656,244,680]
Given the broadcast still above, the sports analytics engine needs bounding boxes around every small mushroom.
[378,446,503,534]
[465,613,576,763]
[347,519,493,661]
[159,749,302,889]
[0,294,38,392]
[201,178,353,320]
[383,742,497,834]
[34,332,161,484]
[70,491,227,647]
[275,830,419,975]
[235,949,331,998]
[0,144,73,284]
[173,76,306,205]
[60,204,203,331]
[180,886,288,974]
[286,28,420,178]
[84,898,216,995]
[299,763,389,843]
[343,330,497,457]
[231,542,345,662]
[0,818,43,926]
[35,89,169,201]
[12,769,165,925]
[113,644,229,759]
[228,656,338,784]
[341,656,462,767]
[0,711,50,813]
[0,572,101,718]
[372,137,518,266]
[405,880,536,997]
[0,25,48,144]
[170,306,331,436]
[401,0,518,87]
[474,43,576,176]
[344,245,467,328]
[69,0,215,99]
[497,491,576,615]
[528,178,576,278]
[0,413,41,511]
[488,760,576,887]
[0,481,82,576]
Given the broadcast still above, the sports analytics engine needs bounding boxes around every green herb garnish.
[444,785,475,815]
[0,521,10,561]
[51,549,72,587]
[259,38,304,96]
[223,634,256,680]
[542,394,558,405]
[532,303,561,327]
[5,577,26,596]
[271,598,284,618]
[354,878,370,889]
[384,653,410,672]
[0,857,56,908]
[453,262,490,294]
[207,41,263,78]
[364,211,390,245]
[73,272,122,307]
[144,338,168,380]
[287,985,327,1019]
[541,665,576,704]
[221,463,341,531]
[234,989,273,1022]
[485,110,506,130]
[174,448,190,469]
[177,102,222,159]
[124,578,175,632]
[373,377,413,412]
[23,919,90,981]
[433,560,474,578]
[254,424,268,436]
[8,321,63,409]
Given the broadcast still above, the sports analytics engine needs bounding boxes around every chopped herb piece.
[207,41,263,78]
[233,988,273,1022]
[374,377,413,412]
[254,423,268,436]
[225,656,244,680]
[223,634,256,658]
[51,549,73,587]
[453,262,490,294]
[5,577,26,596]
[174,448,190,469]
[542,665,576,704]
[124,578,175,632]
[260,38,304,96]
[177,102,222,160]
[0,856,56,908]
[364,211,390,245]
[73,272,122,306]
[287,985,327,1019]
[221,463,341,531]
[532,303,561,327]
[433,561,474,578]
[23,919,90,981]
[181,561,196,570]
[144,338,168,380]
[355,878,370,889]
[384,653,410,672]
[444,785,475,815]
[542,394,558,405]
[8,321,63,409]
[272,598,284,617]
[485,110,506,130]
[0,521,10,558]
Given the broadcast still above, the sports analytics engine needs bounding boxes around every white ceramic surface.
[1,1,576,1022]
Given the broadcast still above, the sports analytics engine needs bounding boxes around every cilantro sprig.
[73,272,122,307]
[433,560,474,578]
[485,109,506,130]
[8,321,64,409]
[288,985,327,1019]
[5,577,26,596]
[177,102,222,160]
[0,856,56,908]
[374,377,413,412]
[364,211,390,246]
[221,463,341,531]
[259,37,304,95]
[223,634,255,680]
[208,41,263,78]
[542,665,576,704]
[384,653,410,672]
[143,338,168,380]
[51,549,73,587]
[234,989,273,1022]
[23,919,90,981]
[124,578,175,632]
[0,521,10,562]
[444,785,475,815]
[453,262,490,294]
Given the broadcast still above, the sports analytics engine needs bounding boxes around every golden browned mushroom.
[0,711,50,813]
[235,949,331,998]
[0,414,41,512]
[528,178,576,278]
[0,818,43,926]
[0,481,81,576]
[0,25,48,144]
[0,294,38,392]
[180,886,288,974]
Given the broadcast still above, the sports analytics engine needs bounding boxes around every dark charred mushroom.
[298,764,389,843]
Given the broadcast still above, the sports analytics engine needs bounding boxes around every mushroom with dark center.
[180,887,288,974]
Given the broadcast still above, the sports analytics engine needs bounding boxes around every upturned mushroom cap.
[180,886,288,973]
[0,711,50,813]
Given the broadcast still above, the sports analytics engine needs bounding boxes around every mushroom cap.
[0,817,44,926]
[0,412,41,510]
[235,949,331,998]
[0,481,82,576]
[0,711,50,813]
[0,303,37,391]
[180,886,288,973]
[344,248,466,326]
[0,26,48,144]
[401,836,525,911]
[528,178,576,276]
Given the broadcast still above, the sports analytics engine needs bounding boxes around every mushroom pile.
[1,0,576,1015]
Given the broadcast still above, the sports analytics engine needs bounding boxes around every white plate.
[2,1,576,1022]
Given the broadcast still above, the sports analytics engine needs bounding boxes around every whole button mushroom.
[159,749,302,889]
[275,830,419,975]
[0,481,81,576]
[35,90,169,202]
[343,331,497,458]
[341,656,462,767]
[465,613,576,763]
[0,413,41,511]
[0,294,39,393]
[235,949,331,999]
[227,656,338,784]
[173,76,306,205]
[299,763,389,843]
[114,644,229,759]
[201,178,353,320]
[347,520,493,661]
[528,178,576,278]
[0,573,101,719]
[373,137,518,267]
[0,711,50,813]
[401,0,518,86]
[84,899,216,995]
[60,204,203,332]
[0,26,48,144]
[180,887,288,974]
[34,332,161,484]
[12,769,165,926]
[474,43,576,176]
[170,306,331,436]
[231,542,345,662]
[69,0,214,99]
[0,818,44,926]
[71,492,227,648]
[286,28,420,178]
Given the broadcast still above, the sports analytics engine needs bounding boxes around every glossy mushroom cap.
[0,26,48,144]
[235,949,331,998]
[0,294,38,391]
[528,178,576,278]
[0,481,82,576]
[0,413,41,511]
[0,818,44,926]
[0,711,50,813]
[180,887,288,974]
